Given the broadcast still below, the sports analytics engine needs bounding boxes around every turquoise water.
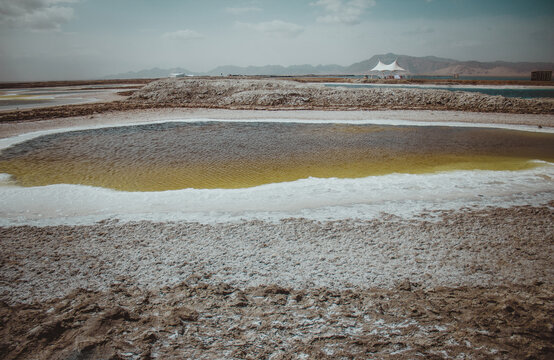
[410,75,531,81]
[320,75,534,81]
[325,83,554,99]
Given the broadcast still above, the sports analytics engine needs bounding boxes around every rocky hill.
[127,78,554,114]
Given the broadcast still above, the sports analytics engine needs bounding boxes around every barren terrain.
[1,77,553,359]
[1,205,553,359]
[127,78,554,115]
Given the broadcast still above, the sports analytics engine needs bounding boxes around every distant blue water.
[325,75,532,81]
[410,75,530,81]
[325,84,554,99]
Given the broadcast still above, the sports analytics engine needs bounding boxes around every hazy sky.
[1,0,553,81]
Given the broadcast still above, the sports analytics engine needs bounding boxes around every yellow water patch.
[0,153,548,191]
[1,122,553,191]
[0,94,40,100]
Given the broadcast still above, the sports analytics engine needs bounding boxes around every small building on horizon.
[531,71,552,81]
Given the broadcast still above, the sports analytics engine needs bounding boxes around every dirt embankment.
[2,283,552,359]
[127,78,554,114]
[0,101,155,123]
[0,79,154,89]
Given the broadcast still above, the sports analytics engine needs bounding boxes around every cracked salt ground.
[1,112,553,358]
[1,202,553,359]
[1,205,552,304]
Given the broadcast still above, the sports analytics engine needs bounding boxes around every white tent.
[384,59,406,72]
[370,59,389,72]
[369,58,407,76]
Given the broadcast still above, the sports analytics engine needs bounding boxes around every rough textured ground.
[1,283,552,360]
[1,206,554,304]
[2,78,553,123]
[1,205,553,359]
[127,78,554,114]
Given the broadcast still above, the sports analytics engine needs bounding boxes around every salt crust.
[1,205,552,304]
[1,108,553,140]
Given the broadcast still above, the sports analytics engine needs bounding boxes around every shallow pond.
[1,122,553,191]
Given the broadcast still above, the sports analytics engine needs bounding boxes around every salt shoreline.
[1,108,553,140]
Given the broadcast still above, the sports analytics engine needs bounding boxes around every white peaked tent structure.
[370,59,389,72]
[385,59,406,72]
[370,58,407,77]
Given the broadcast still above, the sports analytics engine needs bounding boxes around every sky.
[0,0,553,81]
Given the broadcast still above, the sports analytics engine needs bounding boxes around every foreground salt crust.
[1,205,552,304]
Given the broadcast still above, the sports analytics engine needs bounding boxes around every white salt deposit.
[0,165,552,226]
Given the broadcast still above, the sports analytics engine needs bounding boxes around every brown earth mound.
[128,78,554,114]
[1,78,553,123]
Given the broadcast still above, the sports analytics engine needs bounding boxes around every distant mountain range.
[104,67,192,79]
[104,53,553,79]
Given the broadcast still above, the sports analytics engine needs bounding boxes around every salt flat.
[1,83,553,359]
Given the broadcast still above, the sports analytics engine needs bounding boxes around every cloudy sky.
[0,0,553,81]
